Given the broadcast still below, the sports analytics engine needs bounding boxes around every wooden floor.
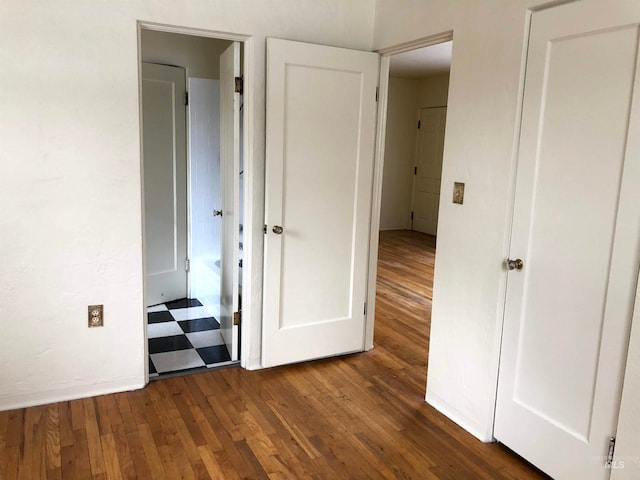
[0,230,548,480]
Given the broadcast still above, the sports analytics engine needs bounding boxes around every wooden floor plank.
[0,230,549,479]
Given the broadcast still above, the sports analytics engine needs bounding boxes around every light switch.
[453,182,465,204]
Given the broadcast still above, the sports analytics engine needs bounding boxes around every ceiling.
[389,41,452,78]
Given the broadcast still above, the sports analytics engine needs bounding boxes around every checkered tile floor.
[147,298,232,378]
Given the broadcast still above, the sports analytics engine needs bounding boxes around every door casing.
[137,22,254,380]
[366,31,453,351]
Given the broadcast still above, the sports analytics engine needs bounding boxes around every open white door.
[263,38,379,367]
[142,63,188,306]
[495,1,640,479]
[412,107,445,236]
[219,42,240,361]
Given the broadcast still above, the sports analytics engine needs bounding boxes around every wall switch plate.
[453,182,465,204]
[88,305,104,327]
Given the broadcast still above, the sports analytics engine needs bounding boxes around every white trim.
[365,32,454,351]
[184,68,193,301]
[136,25,150,386]
[376,31,453,56]
[426,390,493,442]
[137,22,254,374]
[137,21,251,42]
[240,37,255,370]
[379,225,410,232]
[0,378,145,412]
[365,56,390,351]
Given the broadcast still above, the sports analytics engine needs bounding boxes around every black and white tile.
[147,298,232,378]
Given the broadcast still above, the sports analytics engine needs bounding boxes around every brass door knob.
[507,258,524,271]
[272,225,284,234]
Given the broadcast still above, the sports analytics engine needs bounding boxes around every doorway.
[140,28,244,379]
[374,41,451,364]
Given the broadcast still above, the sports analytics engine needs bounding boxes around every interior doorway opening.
[139,27,244,379]
[372,39,451,386]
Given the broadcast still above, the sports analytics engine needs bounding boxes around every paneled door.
[142,63,188,306]
[263,38,379,367]
[412,106,446,235]
[495,1,640,479]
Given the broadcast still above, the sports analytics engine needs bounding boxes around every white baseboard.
[379,224,410,231]
[425,390,494,443]
[0,377,146,412]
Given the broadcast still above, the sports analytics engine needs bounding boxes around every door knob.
[272,225,284,234]
[507,258,524,271]
[213,210,223,217]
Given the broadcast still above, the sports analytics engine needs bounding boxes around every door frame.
[365,31,453,350]
[137,21,255,382]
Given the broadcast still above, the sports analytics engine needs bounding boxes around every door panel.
[142,63,187,306]
[495,2,640,479]
[188,78,221,318]
[412,107,445,235]
[263,38,379,367]
[219,42,240,362]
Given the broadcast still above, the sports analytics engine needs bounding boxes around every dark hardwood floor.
[0,230,547,479]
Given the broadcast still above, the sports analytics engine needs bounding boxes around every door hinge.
[414,166,417,175]
[375,86,379,102]
[364,302,367,316]
[417,120,421,129]
[233,311,241,326]
[263,224,267,234]
[185,92,189,106]
[606,437,616,468]
[235,76,244,94]
[185,258,190,272]
[411,211,414,220]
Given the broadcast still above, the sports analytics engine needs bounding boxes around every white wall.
[0,0,375,411]
[418,73,449,108]
[380,77,418,230]
[141,30,231,80]
[374,1,640,465]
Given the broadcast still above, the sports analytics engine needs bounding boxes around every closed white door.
[219,42,240,361]
[142,63,188,306]
[263,38,379,367]
[495,2,640,479]
[412,107,446,235]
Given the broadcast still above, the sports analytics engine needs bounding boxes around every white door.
[219,42,240,361]
[188,78,221,317]
[263,38,379,367]
[412,107,446,235]
[495,2,640,479]
[142,63,188,307]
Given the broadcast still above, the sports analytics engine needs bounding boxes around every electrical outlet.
[453,182,465,204]
[88,305,104,327]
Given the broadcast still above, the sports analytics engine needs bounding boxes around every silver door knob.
[272,225,284,234]
[507,258,524,270]
[213,210,223,217]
